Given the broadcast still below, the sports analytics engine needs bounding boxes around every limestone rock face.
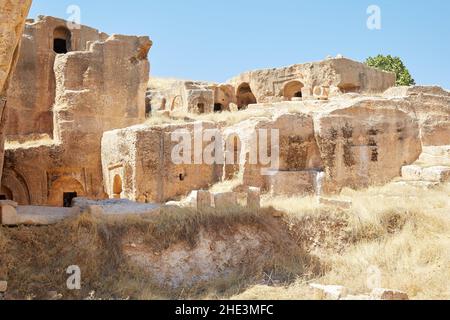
[313,100,422,192]
[146,78,235,114]
[6,16,109,137]
[102,121,222,203]
[224,112,323,191]
[2,17,151,206]
[0,0,32,178]
[384,86,450,146]
[228,57,396,105]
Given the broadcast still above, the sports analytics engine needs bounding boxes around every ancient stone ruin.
[0,4,449,302]
[0,15,448,223]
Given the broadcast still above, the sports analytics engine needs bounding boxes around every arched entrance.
[1,169,31,205]
[53,26,72,54]
[0,186,13,201]
[236,83,256,110]
[283,81,304,101]
[171,96,183,111]
[112,175,123,199]
[48,176,85,207]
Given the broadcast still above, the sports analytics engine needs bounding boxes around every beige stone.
[146,78,234,114]
[0,200,18,225]
[72,198,160,216]
[319,197,352,209]
[0,0,32,179]
[213,192,238,209]
[197,190,212,210]
[0,281,7,293]
[12,206,80,225]
[402,165,450,183]
[310,283,348,300]
[314,100,422,193]
[2,17,151,206]
[268,171,318,196]
[229,57,395,106]
[102,121,221,203]
[384,86,450,146]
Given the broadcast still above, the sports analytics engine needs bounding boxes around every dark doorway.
[294,91,303,98]
[236,83,257,109]
[145,98,152,118]
[53,26,71,54]
[214,103,224,112]
[197,103,205,113]
[63,192,77,208]
[0,195,7,200]
[54,38,68,54]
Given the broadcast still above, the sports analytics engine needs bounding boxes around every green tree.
[366,55,415,86]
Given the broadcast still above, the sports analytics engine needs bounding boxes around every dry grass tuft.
[234,182,450,300]
[0,206,319,300]
[2,182,449,300]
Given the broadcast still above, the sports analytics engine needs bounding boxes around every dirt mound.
[0,206,323,300]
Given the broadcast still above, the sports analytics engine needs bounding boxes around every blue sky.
[30,0,450,88]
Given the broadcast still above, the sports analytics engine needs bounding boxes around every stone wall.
[2,19,151,206]
[0,0,32,179]
[383,86,450,146]
[6,16,108,137]
[102,121,222,203]
[146,78,235,114]
[314,100,422,193]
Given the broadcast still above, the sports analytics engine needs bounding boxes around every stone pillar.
[214,192,238,209]
[197,190,212,210]
[247,187,261,210]
[0,200,18,225]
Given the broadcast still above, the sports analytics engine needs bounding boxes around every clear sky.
[29,0,450,88]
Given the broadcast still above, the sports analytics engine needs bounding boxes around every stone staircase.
[398,146,450,187]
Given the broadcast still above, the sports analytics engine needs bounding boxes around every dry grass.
[148,108,274,127]
[234,182,450,300]
[0,205,316,300]
[1,182,449,300]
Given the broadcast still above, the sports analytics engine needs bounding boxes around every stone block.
[0,281,7,293]
[402,165,450,182]
[197,190,212,210]
[15,206,81,225]
[310,283,348,300]
[214,192,238,209]
[0,202,19,226]
[267,171,317,196]
[247,187,261,210]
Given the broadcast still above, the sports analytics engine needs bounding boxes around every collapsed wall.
[0,0,32,179]
[1,17,151,206]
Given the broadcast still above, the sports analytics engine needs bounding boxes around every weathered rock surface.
[2,17,151,206]
[0,0,32,179]
[384,86,450,146]
[313,100,422,192]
